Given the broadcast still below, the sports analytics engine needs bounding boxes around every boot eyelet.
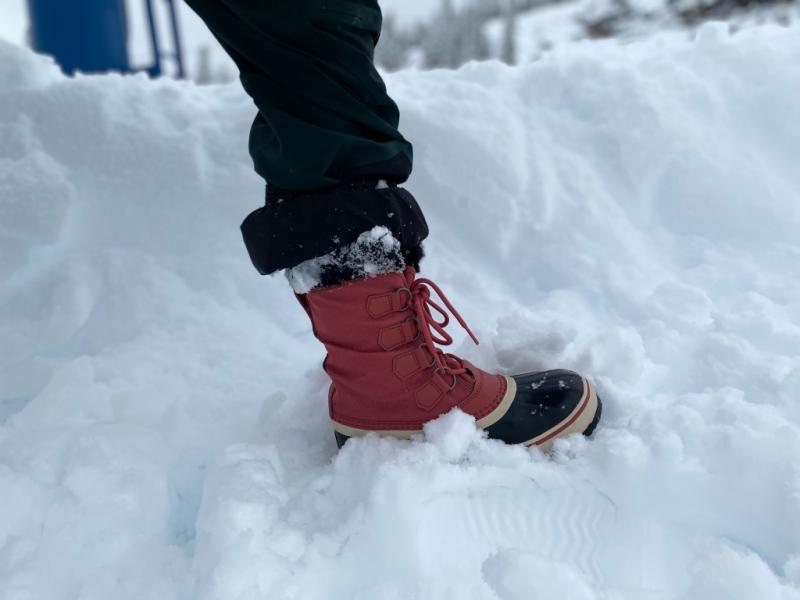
[434,367,458,391]
[396,287,412,311]
[404,316,421,342]
[419,343,436,368]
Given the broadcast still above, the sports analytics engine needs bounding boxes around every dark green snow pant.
[186,0,429,274]
[185,0,413,190]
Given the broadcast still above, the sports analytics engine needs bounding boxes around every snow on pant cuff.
[240,182,429,275]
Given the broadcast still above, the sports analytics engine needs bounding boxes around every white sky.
[0,0,27,45]
[381,0,443,26]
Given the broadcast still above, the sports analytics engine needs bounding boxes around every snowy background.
[2,0,799,79]
[0,0,442,78]
[2,2,800,600]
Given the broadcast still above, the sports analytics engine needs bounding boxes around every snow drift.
[1,23,800,600]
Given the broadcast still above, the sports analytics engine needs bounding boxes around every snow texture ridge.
[1,23,800,600]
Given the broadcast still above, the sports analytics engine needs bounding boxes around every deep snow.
[1,23,800,600]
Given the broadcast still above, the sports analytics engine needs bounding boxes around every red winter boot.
[299,267,602,449]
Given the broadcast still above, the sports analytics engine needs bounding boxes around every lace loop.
[403,276,480,380]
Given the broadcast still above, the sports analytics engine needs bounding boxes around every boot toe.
[484,369,601,449]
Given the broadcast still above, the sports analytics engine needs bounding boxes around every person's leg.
[185,0,428,275]
[186,0,412,190]
[188,0,602,448]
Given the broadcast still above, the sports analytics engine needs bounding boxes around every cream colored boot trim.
[524,377,599,452]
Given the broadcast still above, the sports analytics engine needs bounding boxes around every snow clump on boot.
[286,226,404,293]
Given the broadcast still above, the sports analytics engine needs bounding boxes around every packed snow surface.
[2,23,800,600]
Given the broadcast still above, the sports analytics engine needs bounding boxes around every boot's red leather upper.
[302,268,508,432]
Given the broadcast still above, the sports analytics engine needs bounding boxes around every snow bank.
[2,23,800,600]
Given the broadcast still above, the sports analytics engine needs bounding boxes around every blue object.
[27,0,185,77]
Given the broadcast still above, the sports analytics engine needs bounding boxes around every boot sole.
[333,377,602,450]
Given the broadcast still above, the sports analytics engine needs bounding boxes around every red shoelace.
[402,276,480,388]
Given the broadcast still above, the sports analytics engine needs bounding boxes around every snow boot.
[298,267,602,450]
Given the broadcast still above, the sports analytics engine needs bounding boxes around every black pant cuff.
[241,182,429,275]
